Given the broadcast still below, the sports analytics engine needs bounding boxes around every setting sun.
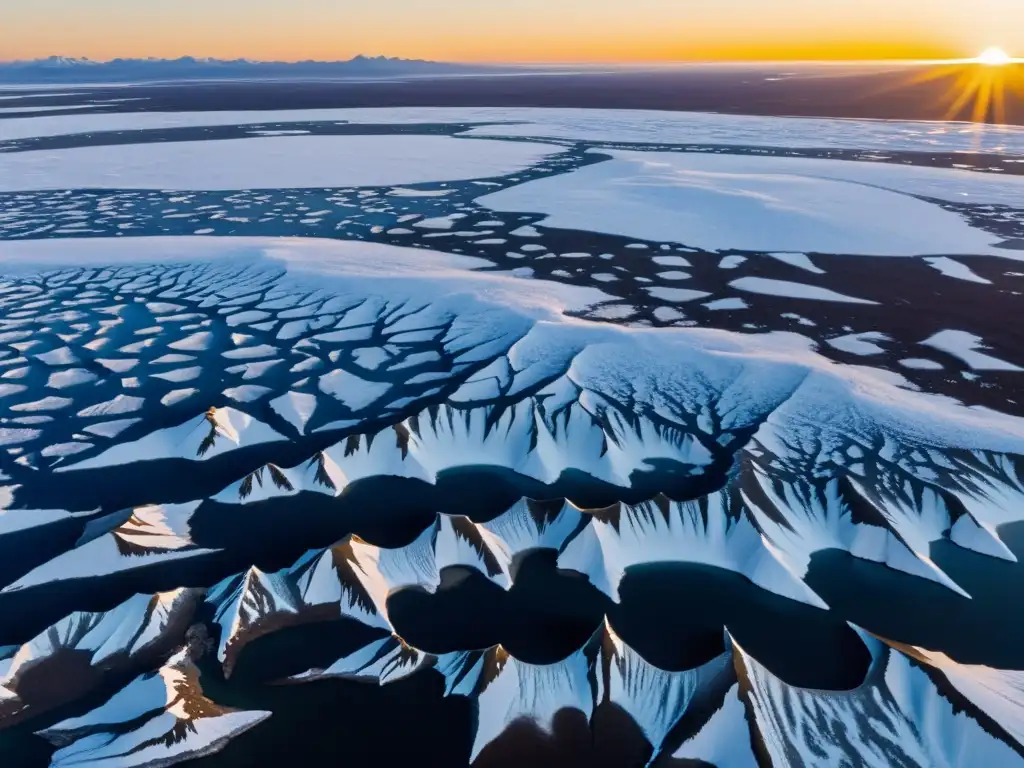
[887,45,1023,124]
[977,46,1013,65]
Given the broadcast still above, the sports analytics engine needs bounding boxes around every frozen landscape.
[2,90,1024,767]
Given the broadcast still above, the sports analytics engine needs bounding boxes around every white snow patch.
[479,150,1014,257]
[161,388,198,406]
[5,107,1024,156]
[0,135,562,192]
[169,332,213,352]
[319,370,391,411]
[510,225,541,238]
[673,684,758,766]
[0,105,99,115]
[0,237,609,322]
[41,442,92,458]
[922,330,1022,371]
[731,277,877,304]
[251,129,310,136]
[652,255,692,267]
[2,503,211,592]
[388,187,453,198]
[63,408,283,471]
[96,358,138,373]
[11,396,73,413]
[0,505,96,536]
[223,385,272,403]
[269,391,318,434]
[83,418,141,438]
[924,257,992,285]
[152,366,202,383]
[645,287,710,303]
[34,346,78,366]
[455,107,1024,156]
[46,368,98,389]
[703,298,749,311]
[900,358,944,370]
[827,332,890,356]
[719,255,747,269]
[77,395,146,418]
[767,252,825,274]
[414,215,459,230]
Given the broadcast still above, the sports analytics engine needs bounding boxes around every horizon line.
[2,55,1021,66]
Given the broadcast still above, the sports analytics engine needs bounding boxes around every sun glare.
[977,47,1012,66]
[879,46,1022,125]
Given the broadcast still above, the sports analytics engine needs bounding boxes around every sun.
[977,47,1012,66]
[874,46,1022,124]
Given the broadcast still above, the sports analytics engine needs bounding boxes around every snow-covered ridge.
[2,237,1022,608]
[38,648,270,768]
[735,630,1024,767]
[558,492,824,607]
[201,582,1024,768]
[3,236,1024,763]
[3,503,216,594]
[15,579,1021,767]
[66,407,285,471]
[202,502,583,673]
[0,588,202,726]
[195,422,1022,613]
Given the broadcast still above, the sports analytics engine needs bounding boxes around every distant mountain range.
[0,55,496,83]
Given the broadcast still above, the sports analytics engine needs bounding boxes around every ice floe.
[479,150,1015,256]
[5,107,1024,155]
[925,257,992,285]
[922,330,1022,371]
[0,135,564,192]
[731,276,877,304]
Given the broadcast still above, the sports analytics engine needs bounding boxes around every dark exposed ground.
[1,64,1023,125]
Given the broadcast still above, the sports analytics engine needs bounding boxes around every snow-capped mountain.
[0,55,495,83]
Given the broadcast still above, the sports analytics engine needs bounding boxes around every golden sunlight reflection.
[877,52,1024,124]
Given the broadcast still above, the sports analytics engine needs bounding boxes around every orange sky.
[1,0,1022,62]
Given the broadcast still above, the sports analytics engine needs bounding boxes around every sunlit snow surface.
[479,150,1023,256]
[0,135,563,192]
[2,104,1024,768]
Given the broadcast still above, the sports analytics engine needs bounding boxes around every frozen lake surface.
[1,99,1024,768]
